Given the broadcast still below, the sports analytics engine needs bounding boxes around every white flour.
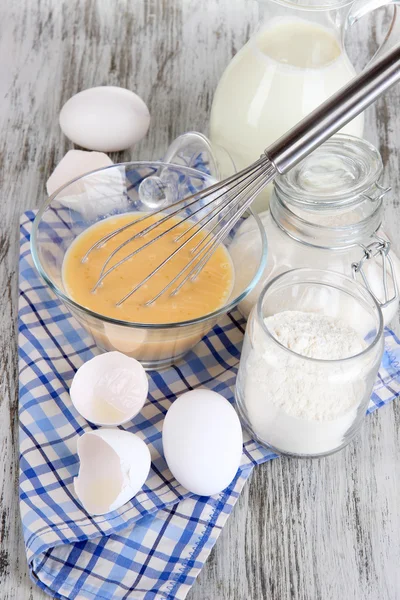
[242,310,367,455]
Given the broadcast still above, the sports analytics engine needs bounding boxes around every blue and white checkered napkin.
[19,210,400,600]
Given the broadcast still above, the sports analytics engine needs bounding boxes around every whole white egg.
[162,389,243,496]
[59,86,150,152]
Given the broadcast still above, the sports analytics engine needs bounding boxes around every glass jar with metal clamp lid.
[229,134,400,325]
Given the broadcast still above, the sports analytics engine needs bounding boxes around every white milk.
[210,18,364,212]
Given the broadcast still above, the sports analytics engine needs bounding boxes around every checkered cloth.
[19,211,400,600]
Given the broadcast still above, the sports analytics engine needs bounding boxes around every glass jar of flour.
[229,135,400,326]
[235,269,384,457]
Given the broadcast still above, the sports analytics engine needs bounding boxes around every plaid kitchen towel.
[19,211,400,600]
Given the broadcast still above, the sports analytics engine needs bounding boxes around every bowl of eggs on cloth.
[31,135,268,369]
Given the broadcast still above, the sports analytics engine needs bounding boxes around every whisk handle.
[265,43,400,174]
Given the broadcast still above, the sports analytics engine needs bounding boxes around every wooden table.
[1,1,400,598]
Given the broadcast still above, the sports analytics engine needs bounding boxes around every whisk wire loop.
[88,156,273,304]
[115,158,273,306]
[82,157,267,263]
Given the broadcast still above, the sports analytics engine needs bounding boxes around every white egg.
[74,429,151,515]
[46,149,113,197]
[162,389,243,496]
[59,86,150,152]
[70,351,149,426]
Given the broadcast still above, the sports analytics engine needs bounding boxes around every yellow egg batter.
[62,213,234,324]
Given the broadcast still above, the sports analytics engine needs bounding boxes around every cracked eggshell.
[46,150,113,197]
[74,429,151,515]
[47,150,127,220]
[70,351,149,426]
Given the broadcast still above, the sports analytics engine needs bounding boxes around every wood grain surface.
[1,1,400,599]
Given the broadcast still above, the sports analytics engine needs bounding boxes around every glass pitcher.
[210,0,400,212]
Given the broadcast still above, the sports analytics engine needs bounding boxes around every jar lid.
[274,135,384,209]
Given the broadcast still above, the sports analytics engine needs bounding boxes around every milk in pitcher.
[210,18,364,212]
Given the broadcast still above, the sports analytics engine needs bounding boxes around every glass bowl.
[31,160,268,369]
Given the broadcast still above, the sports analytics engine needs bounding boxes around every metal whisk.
[85,43,400,306]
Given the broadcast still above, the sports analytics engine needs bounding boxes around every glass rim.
[264,0,354,12]
[31,160,268,330]
[255,267,384,363]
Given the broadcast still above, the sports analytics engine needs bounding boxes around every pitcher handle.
[343,0,400,65]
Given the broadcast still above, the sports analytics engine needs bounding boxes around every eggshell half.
[48,155,127,221]
[59,86,150,152]
[74,429,151,515]
[162,389,243,496]
[46,150,113,197]
[70,351,149,426]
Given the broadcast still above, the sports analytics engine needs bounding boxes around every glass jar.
[235,269,384,457]
[229,135,400,326]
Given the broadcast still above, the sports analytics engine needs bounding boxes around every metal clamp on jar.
[352,233,398,309]
[229,134,400,325]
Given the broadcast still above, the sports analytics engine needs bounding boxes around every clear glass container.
[31,136,267,370]
[229,135,400,326]
[235,268,384,457]
[210,0,400,212]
